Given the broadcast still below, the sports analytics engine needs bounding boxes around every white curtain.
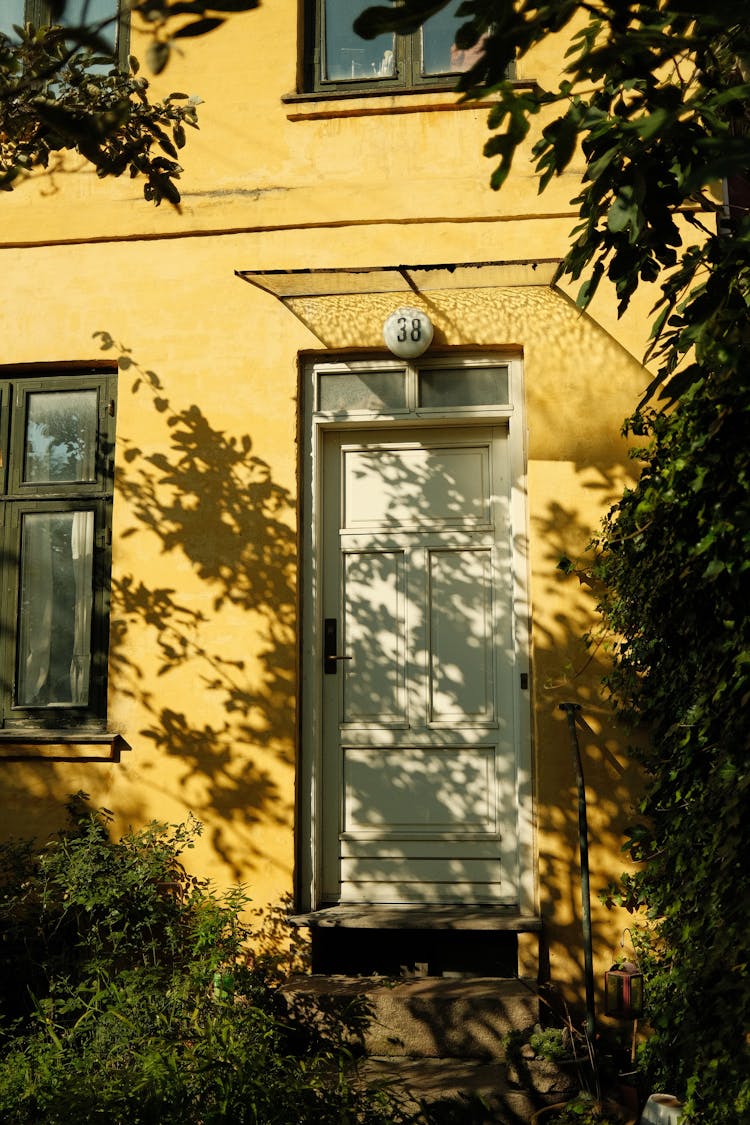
[69,510,94,704]
[17,511,94,707]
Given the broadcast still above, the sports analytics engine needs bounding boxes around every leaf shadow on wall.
[528,464,646,1014]
[99,334,296,881]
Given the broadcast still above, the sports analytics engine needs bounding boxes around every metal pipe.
[559,702,596,1045]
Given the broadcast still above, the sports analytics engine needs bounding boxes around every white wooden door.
[320,426,520,904]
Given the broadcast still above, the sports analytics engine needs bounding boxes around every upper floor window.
[304,0,488,95]
[0,1,128,65]
[0,369,116,733]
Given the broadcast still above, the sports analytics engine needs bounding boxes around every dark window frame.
[0,366,116,734]
[11,1,129,67]
[301,0,500,97]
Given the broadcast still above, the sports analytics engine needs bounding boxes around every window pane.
[318,369,406,413]
[17,510,94,707]
[324,0,394,81]
[422,0,486,75]
[24,389,98,484]
[0,2,24,38]
[58,1,120,53]
[419,366,509,408]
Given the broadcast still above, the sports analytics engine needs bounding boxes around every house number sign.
[383,307,434,358]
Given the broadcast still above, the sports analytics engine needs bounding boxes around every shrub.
[588,367,750,1123]
[0,795,413,1124]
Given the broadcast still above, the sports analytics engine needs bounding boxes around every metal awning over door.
[235,259,560,300]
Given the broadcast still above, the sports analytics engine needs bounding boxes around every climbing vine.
[590,366,750,1122]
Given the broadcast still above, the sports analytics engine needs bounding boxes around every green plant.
[529,1026,573,1063]
[0,795,420,1124]
[0,2,259,203]
[539,1092,632,1125]
[587,365,750,1123]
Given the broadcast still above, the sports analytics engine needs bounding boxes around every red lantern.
[604,960,644,1019]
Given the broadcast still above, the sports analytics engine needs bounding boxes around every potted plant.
[514,1008,641,1125]
[531,1091,638,1124]
[504,1024,582,1097]
[526,1026,641,1125]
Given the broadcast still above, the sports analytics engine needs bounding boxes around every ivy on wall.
[588,366,750,1122]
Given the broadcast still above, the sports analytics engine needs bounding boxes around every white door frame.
[298,353,535,914]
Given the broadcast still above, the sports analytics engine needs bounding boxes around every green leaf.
[702,558,726,579]
[607,185,640,236]
[576,261,604,308]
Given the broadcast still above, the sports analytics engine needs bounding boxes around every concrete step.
[282,974,539,1060]
[356,1057,554,1123]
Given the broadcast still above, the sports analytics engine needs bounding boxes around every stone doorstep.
[281,975,540,1060]
[356,1057,553,1123]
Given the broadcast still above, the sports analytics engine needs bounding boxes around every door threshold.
[289,904,542,932]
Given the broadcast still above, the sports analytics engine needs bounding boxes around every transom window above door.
[304,0,490,95]
[314,359,513,419]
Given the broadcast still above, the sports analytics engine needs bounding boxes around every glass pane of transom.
[24,389,98,484]
[418,366,509,408]
[324,0,395,81]
[422,0,485,75]
[17,510,94,707]
[318,369,406,413]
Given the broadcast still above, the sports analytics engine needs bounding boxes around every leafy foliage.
[528,1025,573,1064]
[356,0,750,404]
[356,5,750,1122]
[0,796,414,1124]
[591,369,750,1123]
[541,1092,632,1125]
[0,1,257,204]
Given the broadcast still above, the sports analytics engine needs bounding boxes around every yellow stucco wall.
[0,2,657,1006]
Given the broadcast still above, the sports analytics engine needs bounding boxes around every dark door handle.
[324,618,352,674]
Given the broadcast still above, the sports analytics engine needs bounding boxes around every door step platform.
[290,905,543,930]
[289,906,545,980]
[356,1056,549,1123]
[281,975,539,1059]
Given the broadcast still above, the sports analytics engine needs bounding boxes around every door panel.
[342,745,497,831]
[342,549,407,723]
[322,426,518,904]
[343,444,491,528]
[428,547,494,722]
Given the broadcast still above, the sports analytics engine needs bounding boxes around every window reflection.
[324,0,394,81]
[24,390,98,484]
[422,0,486,75]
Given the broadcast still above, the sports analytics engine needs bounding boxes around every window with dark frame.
[0,369,116,733]
[0,1,128,66]
[303,0,491,95]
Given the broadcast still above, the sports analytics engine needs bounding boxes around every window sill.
[283,81,468,103]
[0,731,129,761]
[283,80,535,121]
